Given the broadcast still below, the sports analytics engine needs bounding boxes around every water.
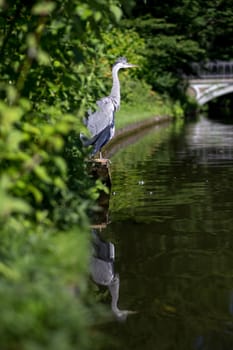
[93,116,233,350]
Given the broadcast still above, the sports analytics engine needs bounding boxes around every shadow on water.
[90,116,233,349]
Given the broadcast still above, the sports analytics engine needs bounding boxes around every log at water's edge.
[87,115,171,227]
[87,159,111,227]
[104,115,172,157]
[87,158,112,188]
[87,115,171,188]
[115,115,171,140]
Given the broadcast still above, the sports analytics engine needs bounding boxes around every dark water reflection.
[95,116,233,349]
[91,229,136,321]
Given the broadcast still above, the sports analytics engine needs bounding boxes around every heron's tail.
[80,133,90,146]
[80,132,98,147]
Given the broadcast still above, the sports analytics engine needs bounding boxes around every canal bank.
[104,114,173,158]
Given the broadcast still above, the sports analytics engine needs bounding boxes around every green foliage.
[100,28,146,99]
[3,0,231,346]
[101,27,146,65]
[0,226,102,350]
[0,0,136,348]
[123,0,233,99]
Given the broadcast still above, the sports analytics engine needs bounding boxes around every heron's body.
[84,96,116,137]
[80,57,137,158]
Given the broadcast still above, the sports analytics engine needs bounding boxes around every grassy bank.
[115,81,184,130]
[104,93,182,156]
[115,100,183,130]
[115,103,170,130]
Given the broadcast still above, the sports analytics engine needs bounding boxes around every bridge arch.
[188,80,233,105]
[187,61,233,106]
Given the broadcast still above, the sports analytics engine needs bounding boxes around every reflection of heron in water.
[90,229,136,321]
[80,57,137,159]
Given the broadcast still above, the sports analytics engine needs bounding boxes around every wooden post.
[87,159,112,227]
[87,158,112,188]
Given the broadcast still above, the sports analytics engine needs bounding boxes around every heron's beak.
[126,63,138,68]
[124,62,138,68]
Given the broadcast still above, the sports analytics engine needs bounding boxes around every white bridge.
[187,61,233,105]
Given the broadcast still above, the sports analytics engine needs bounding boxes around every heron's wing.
[90,257,114,286]
[86,97,115,136]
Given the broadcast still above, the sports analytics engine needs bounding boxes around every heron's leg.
[99,151,103,159]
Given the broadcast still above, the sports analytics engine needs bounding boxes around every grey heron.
[80,57,137,158]
[91,229,136,321]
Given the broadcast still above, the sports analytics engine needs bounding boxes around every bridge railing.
[189,61,233,79]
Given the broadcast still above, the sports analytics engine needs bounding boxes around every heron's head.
[113,57,137,69]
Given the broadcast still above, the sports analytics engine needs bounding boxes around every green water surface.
[96,116,233,350]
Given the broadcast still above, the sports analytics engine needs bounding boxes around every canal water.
[93,115,233,350]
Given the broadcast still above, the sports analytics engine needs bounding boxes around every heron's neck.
[110,66,121,109]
